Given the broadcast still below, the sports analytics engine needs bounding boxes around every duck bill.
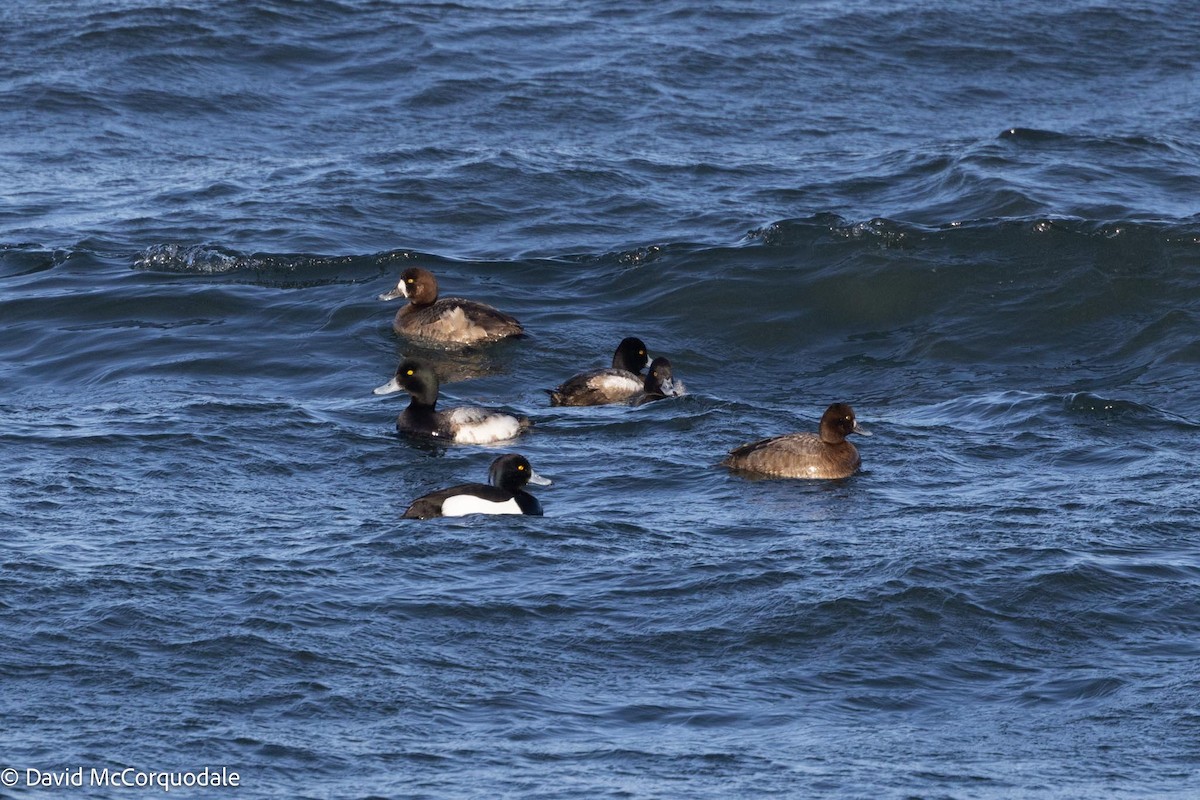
[378,284,407,301]
[853,422,872,436]
[657,377,679,397]
[526,469,552,487]
[373,377,403,395]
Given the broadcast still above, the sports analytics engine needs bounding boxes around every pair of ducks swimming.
[376,267,870,519]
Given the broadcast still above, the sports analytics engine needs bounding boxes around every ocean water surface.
[3,1,1200,798]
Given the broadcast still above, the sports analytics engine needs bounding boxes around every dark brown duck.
[722,402,870,479]
[379,267,524,345]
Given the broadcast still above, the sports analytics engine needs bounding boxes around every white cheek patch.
[440,495,523,517]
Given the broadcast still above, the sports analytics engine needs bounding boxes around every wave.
[4,204,1196,444]
[891,390,1197,432]
[111,212,1200,275]
[130,243,408,288]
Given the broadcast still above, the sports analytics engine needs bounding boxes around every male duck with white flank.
[374,358,532,444]
[403,453,551,519]
[546,337,654,406]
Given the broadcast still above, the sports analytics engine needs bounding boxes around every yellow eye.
[406,278,414,284]
[406,369,414,376]
[517,465,525,471]
[639,350,645,356]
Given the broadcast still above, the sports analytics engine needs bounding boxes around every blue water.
[3,1,1200,798]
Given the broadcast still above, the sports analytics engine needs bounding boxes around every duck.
[403,453,551,519]
[373,358,532,444]
[721,402,870,479]
[632,357,685,406]
[378,267,523,345]
[546,337,653,406]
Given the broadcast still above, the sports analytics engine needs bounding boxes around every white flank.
[440,495,523,517]
[589,373,643,394]
[433,306,489,343]
[447,407,523,444]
